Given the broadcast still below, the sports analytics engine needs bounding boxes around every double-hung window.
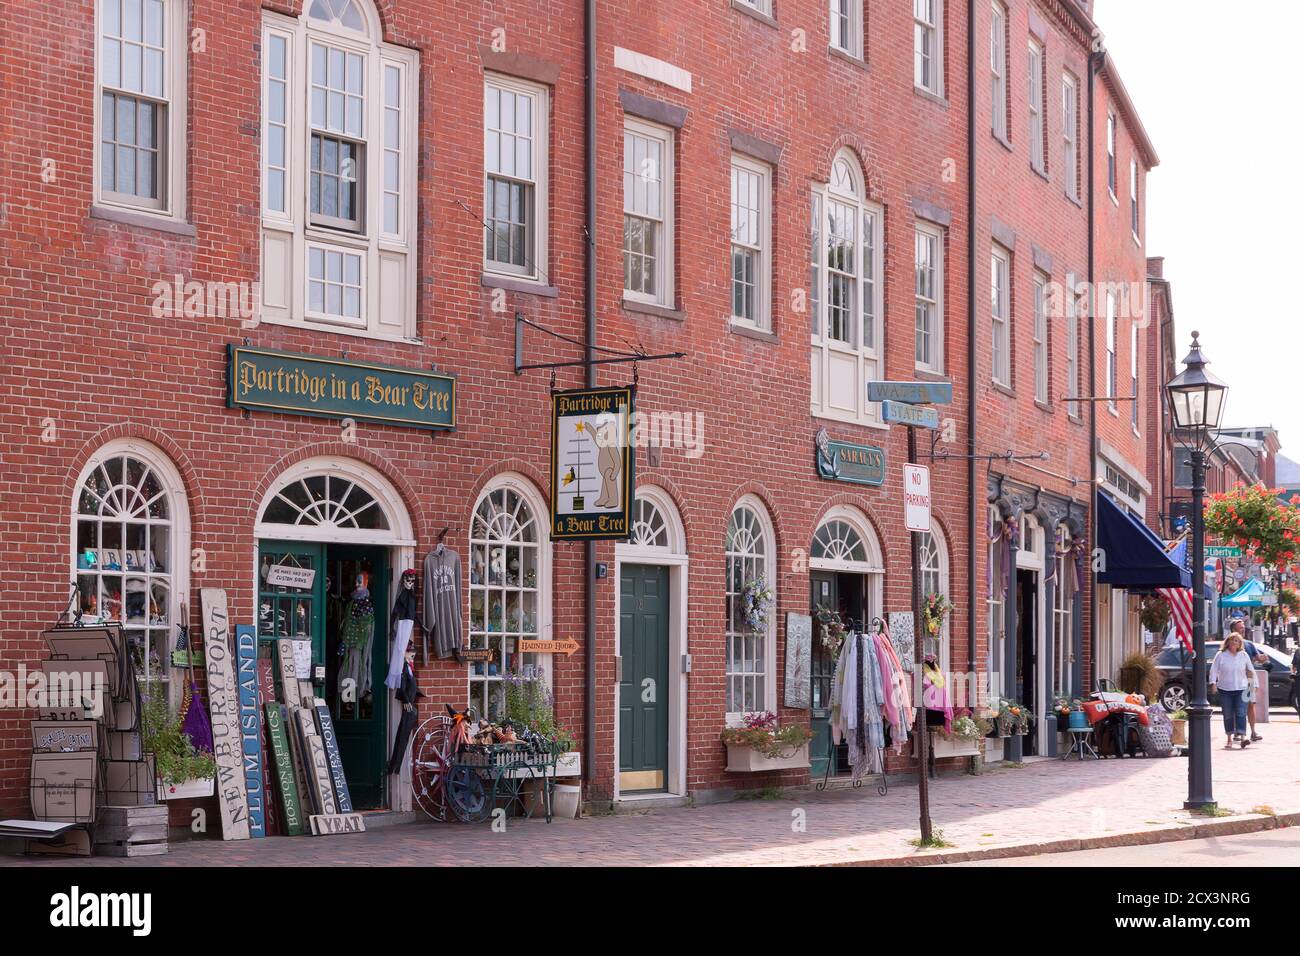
[1130,322,1140,430]
[730,155,771,329]
[1107,112,1117,198]
[811,153,883,425]
[1066,290,1081,418]
[260,1,419,339]
[1106,291,1118,412]
[914,0,943,96]
[914,224,944,373]
[1062,73,1079,200]
[736,0,772,14]
[1033,272,1049,404]
[1130,158,1140,239]
[991,246,1011,386]
[830,0,863,59]
[95,0,187,221]
[990,3,1006,140]
[485,75,548,281]
[1028,40,1045,173]
[623,119,674,307]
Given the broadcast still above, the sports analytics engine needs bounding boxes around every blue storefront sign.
[815,429,886,487]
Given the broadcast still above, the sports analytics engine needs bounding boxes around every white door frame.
[1016,514,1048,754]
[613,487,688,801]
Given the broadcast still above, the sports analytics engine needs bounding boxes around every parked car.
[1156,641,1299,712]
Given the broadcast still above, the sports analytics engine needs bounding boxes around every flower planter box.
[925,734,982,759]
[155,777,214,801]
[554,750,581,778]
[725,742,810,773]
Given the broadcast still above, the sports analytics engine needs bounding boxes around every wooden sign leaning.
[296,707,337,816]
[309,813,366,836]
[200,589,251,841]
[312,699,353,813]
[263,702,306,837]
[275,640,314,811]
[235,625,266,838]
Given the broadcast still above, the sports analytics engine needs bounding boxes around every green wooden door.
[619,564,669,793]
[809,572,837,779]
[257,541,326,682]
[328,545,388,809]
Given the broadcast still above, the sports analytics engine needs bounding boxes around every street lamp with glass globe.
[1164,330,1228,810]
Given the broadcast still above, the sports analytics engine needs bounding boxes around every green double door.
[257,540,389,809]
[618,564,669,793]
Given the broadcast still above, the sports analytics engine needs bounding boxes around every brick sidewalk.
[13,716,1299,867]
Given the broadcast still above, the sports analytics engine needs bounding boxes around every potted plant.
[722,711,812,772]
[1138,594,1173,634]
[143,694,216,800]
[996,699,1029,736]
[502,670,579,776]
[930,711,983,758]
[1118,651,1162,701]
[1169,708,1188,747]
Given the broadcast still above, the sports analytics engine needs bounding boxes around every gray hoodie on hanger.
[422,547,462,661]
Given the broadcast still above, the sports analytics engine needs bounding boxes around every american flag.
[1158,538,1194,654]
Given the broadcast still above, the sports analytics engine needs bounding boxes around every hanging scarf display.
[336,588,376,717]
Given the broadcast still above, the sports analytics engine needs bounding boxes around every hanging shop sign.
[266,564,317,590]
[200,588,251,841]
[550,386,635,540]
[867,381,953,405]
[881,400,940,430]
[815,428,886,487]
[227,345,455,430]
[235,625,266,838]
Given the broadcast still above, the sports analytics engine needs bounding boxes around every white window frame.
[1130,158,1140,240]
[622,117,674,307]
[830,0,863,59]
[260,3,419,341]
[987,506,1006,698]
[1028,39,1045,173]
[483,73,550,283]
[1066,289,1082,418]
[1053,525,1074,697]
[1131,320,1140,432]
[811,152,884,427]
[729,154,772,330]
[1062,72,1079,200]
[736,0,773,14]
[919,529,951,672]
[72,439,190,711]
[1106,291,1118,413]
[1033,270,1048,404]
[94,0,188,222]
[991,245,1011,386]
[1107,111,1118,200]
[468,474,555,717]
[725,498,777,722]
[915,222,945,373]
[990,2,1007,140]
[914,0,944,96]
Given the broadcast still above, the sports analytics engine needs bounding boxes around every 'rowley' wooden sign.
[200,588,251,841]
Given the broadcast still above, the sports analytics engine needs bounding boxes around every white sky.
[1101,1,1299,460]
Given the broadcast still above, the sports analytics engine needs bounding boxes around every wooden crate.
[92,804,168,858]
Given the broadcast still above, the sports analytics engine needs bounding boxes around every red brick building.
[0,0,1163,824]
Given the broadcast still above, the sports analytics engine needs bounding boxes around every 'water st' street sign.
[867,380,953,406]
[881,400,940,430]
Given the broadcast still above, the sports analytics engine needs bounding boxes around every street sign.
[881,400,940,430]
[903,464,931,533]
[518,638,580,657]
[867,381,953,405]
[1205,545,1242,558]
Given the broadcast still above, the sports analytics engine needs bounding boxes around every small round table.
[1061,726,1099,760]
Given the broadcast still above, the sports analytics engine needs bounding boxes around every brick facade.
[0,0,1162,821]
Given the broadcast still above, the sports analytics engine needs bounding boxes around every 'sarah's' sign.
[815,429,886,487]
[227,345,455,430]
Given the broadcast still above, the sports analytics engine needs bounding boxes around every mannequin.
[387,643,425,776]
[336,574,375,718]
[385,569,419,689]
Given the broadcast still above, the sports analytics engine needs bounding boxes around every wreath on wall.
[740,579,774,633]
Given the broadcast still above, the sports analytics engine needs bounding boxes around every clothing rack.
[817,617,889,796]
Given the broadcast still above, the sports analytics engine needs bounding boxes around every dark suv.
[1156,641,1299,712]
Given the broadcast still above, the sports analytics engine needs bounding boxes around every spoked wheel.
[448,767,491,823]
[412,716,453,821]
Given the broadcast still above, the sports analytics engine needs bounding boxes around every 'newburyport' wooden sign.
[200,589,250,840]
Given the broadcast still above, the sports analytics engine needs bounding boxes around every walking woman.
[1209,632,1257,749]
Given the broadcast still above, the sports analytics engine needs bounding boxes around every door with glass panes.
[257,542,325,692]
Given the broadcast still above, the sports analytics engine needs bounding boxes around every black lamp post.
[1165,331,1228,810]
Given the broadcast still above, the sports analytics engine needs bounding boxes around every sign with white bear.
[550,386,635,540]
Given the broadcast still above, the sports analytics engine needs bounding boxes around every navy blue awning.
[1097,492,1193,589]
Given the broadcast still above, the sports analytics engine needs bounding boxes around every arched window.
[919,528,950,667]
[73,441,188,703]
[468,476,551,719]
[811,149,883,426]
[255,458,413,545]
[725,498,775,717]
[630,496,669,549]
[1052,524,1074,696]
[261,474,389,530]
[260,0,418,337]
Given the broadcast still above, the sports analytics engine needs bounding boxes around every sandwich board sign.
[903,464,932,533]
